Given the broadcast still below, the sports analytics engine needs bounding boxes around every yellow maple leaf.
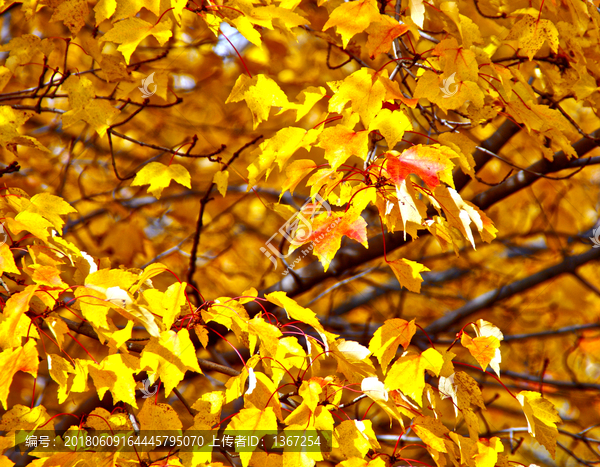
[0,107,48,155]
[100,16,173,64]
[323,0,380,48]
[226,74,291,129]
[505,15,559,60]
[225,407,277,467]
[142,281,188,330]
[140,329,202,396]
[473,437,504,467]
[385,348,443,406]
[328,67,386,127]
[88,353,140,408]
[131,162,191,199]
[366,15,409,58]
[432,186,498,248]
[461,319,503,376]
[281,159,318,197]
[0,285,39,350]
[50,0,89,35]
[332,339,376,383]
[517,391,561,458]
[318,125,369,170]
[0,340,39,409]
[23,193,77,230]
[191,391,225,426]
[335,419,380,459]
[61,76,120,136]
[412,416,450,453]
[369,318,417,373]
[138,397,183,430]
[387,258,430,293]
[264,291,327,336]
[213,170,229,197]
[247,126,321,186]
[0,243,19,275]
[8,212,53,241]
[290,86,327,121]
[369,108,412,150]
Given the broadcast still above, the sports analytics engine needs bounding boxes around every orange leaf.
[460,320,503,375]
[366,16,409,58]
[290,207,368,271]
[385,145,456,190]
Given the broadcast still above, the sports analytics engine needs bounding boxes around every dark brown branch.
[0,161,21,177]
[187,136,263,304]
[424,247,600,336]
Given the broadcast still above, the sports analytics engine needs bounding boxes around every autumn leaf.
[385,145,456,190]
[281,159,318,197]
[226,407,278,467]
[226,74,292,129]
[0,340,39,409]
[369,108,412,150]
[361,376,388,402]
[287,206,369,272]
[335,419,380,459]
[461,319,504,376]
[366,16,409,58]
[290,86,327,121]
[327,67,386,127]
[247,126,321,186]
[409,0,426,27]
[318,125,369,170]
[100,16,173,64]
[140,329,202,396]
[0,107,49,155]
[88,353,140,408]
[131,162,191,199]
[385,348,443,406]
[369,318,417,373]
[62,75,120,136]
[505,15,559,60]
[0,285,39,350]
[412,416,450,453]
[0,244,18,275]
[213,170,229,197]
[517,391,561,458]
[387,258,430,293]
[138,397,183,430]
[322,0,380,48]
